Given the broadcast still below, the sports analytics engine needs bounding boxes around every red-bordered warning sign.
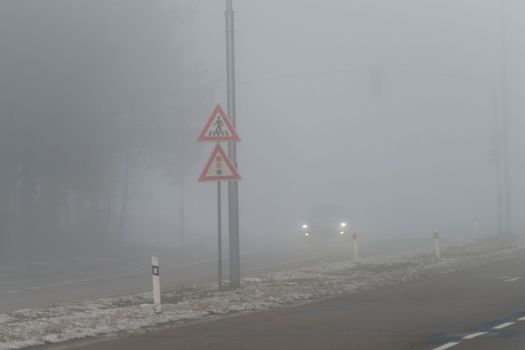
[198,104,240,142]
[199,144,241,182]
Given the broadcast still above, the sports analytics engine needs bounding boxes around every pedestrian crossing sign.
[198,104,240,142]
[199,144,241,182]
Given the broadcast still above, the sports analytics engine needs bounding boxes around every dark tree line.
[0,1,209,262]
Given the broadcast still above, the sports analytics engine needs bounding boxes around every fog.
[0,0,524,269]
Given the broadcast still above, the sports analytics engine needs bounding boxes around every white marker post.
[352,232,360,262]
[152,256,161,313]
[433,231,441,261]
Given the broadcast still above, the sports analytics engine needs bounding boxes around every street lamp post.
[500,0,512,235]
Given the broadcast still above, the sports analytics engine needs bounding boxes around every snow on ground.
[0,238,523,349]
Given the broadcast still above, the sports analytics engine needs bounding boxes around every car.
[299,205,352,243]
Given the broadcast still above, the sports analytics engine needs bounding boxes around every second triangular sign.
[199,144,241,182]
[198,104,240,142]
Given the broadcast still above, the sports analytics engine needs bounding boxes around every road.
[0,235,433,313]
[34,249,525,350]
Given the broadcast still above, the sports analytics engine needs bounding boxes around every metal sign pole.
[197,142,239,290]
[225,0,241,288]
[217,181,223,291]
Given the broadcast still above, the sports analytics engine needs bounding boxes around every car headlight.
[304,232,310,237]
[340,231,345,235]
[302,224,308,229]
[340,222,347,227]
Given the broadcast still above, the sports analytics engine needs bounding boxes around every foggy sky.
[1,0,525,253]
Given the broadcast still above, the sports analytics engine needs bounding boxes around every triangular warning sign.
[199,144,241,182]
[198,104,240,142]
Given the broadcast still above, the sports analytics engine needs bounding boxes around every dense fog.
[0,0,524,266]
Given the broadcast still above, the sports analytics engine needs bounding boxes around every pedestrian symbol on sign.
[198,104,240,142]
[210,117,230,137]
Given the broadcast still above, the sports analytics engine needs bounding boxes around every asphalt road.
[0,243,343,313]
[0,235,433,313]
[35,250,525,350]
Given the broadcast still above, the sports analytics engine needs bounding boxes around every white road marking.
[1,290,19,295]
[432,342,460,350]
[463,331,487,340]
[493,322,515,330]
[517,316,525,321]
[25,286,43,290]
[504,277,521,282]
